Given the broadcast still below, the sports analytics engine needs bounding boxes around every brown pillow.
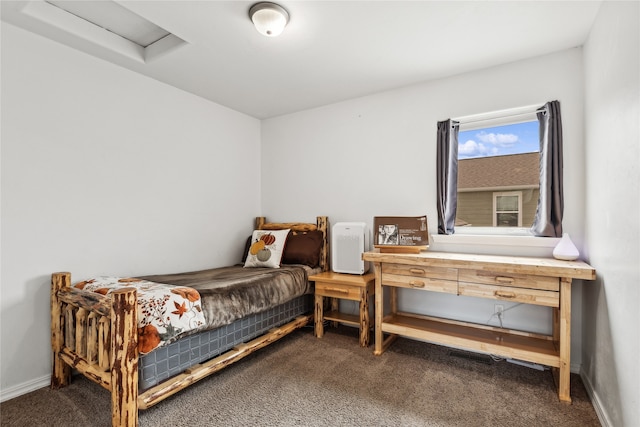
[281,230,324,268]
[241,235,252,263]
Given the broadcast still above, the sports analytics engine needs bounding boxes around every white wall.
[262,49,587,359]
[582,2,640,426]
[0,23,261,398]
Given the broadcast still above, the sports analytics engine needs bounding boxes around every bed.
[51,216,329,427]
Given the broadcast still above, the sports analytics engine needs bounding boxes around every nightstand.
[309,271,376,347]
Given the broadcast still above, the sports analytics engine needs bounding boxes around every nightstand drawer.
[382,263,458,281]
[458,282,559,307]
[315,282,361,300]
[382,273,457,294]
[458,270,559,291]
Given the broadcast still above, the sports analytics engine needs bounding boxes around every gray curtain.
[436,119,459,234]
[530,100,564,237]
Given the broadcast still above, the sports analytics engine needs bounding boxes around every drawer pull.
[495,276,515,284]
[409,280,426,288]
[409,268,426,275]
[325,287,349,294]
[494,290,516,299]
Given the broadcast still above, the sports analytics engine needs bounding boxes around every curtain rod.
[452,103,546,127]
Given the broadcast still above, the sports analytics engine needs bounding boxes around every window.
[456,119,539,233]
[437,101,563,238]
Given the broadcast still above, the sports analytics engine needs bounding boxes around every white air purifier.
[331,222,370,275]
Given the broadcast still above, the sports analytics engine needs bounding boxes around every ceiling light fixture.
[249,2,289,37]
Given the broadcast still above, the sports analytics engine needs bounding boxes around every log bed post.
[316,216,329,272]
[51,272,72,389]
[110,288,139,427]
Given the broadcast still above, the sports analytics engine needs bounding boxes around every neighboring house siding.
[457,189,539,227]
[457,192,493,226]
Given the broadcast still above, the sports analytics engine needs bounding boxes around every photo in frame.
[374,216,429,253]
[376,223,399,245]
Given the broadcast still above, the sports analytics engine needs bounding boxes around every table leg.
[359,288,370,347]
[314,293,324,338]
[330,297,339,328]
[558,277,572,402]
[374,263,383,355]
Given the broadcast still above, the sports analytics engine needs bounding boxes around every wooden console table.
[362,250,595,402]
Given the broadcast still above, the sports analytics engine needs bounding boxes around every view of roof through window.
[456,120,540,229]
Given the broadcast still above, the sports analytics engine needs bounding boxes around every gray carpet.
[1,326,600,426]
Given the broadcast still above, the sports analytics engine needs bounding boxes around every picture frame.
[373,216,429,253]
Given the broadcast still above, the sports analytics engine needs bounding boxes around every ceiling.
[1,1,602,119]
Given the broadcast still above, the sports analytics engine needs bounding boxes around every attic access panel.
[46,0,170,47]
[20,0,187,63]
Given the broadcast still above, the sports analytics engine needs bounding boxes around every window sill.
[430,233,560,257]
[431,233,559,247]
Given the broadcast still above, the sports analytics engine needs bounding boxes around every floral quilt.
[74,277,206,354]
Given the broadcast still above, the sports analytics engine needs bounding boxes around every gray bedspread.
[139,264,316,330]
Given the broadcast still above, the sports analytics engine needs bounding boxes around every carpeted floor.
[1,325,600,426]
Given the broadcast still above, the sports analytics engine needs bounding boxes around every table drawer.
[382,273,458,294]
[315,282,361,300]
[458,282,559,307]
[458,270,559,291]
[382,263,458,281]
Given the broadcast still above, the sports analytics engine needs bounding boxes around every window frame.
[451,104,542,237]
[432,100,564,247]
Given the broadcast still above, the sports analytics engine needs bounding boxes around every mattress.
[135,264,318,389]
[138,293,313,391]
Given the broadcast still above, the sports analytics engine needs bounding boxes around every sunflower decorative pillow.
[243,229,290,268]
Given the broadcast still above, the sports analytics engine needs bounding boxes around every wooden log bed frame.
[51,216,328,427]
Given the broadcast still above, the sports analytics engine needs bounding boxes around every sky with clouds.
[458,121,539,159]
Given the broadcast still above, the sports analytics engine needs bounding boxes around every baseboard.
[571,362,581,374]
[0,374,50,403]
[580,368,611,427]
